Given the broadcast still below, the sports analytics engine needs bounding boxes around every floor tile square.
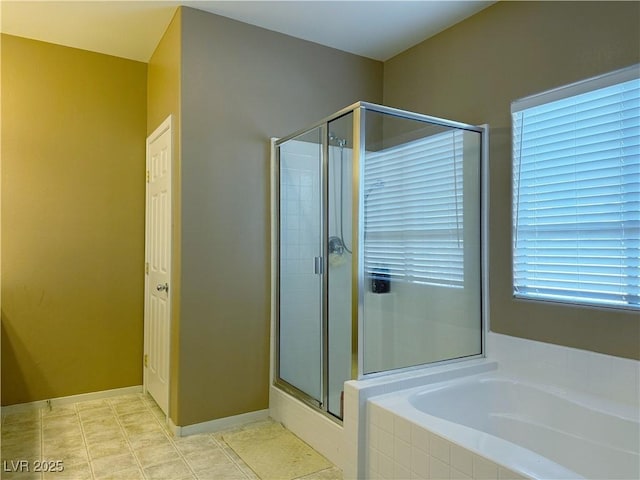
[44,461,92,480]
[126,429,173,450]
[87,437,131,460]
[117,410,156,426]
[93,467,145,480]
[83,427,124,447]
[3,410,41,426]
[2,429,41,448]
[78,406,113,422]
[41,404,77,418]
[184,448,235,473]
[43,435,87,458]
[76,399,110,411]
[123,421,163,437]
[143,458,193,480]
[42,413,80,431]
[112,400,147,416]
[47,446,90,467]
[133,442,181,469]
[90,452,139,478]
[192,463,246,479]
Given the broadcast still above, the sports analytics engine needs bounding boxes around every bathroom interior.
[1,2,639,480]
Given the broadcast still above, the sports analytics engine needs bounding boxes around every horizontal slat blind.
[513,72,640,309]
[364,130,464,287]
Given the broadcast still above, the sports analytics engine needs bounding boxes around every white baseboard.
[1,385,143,416]
[170,409,270,437]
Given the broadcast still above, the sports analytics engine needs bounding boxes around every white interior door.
[144,116,172,415]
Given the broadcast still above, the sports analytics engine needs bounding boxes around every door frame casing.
[143,114,173,415]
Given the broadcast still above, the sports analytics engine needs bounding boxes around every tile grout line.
[107,395,152,479]
[76,401,98,480]
[164,433,200,479]
[141,396,201,480]
[209,433,255,479]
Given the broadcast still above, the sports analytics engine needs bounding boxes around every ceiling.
[0,1,495,63]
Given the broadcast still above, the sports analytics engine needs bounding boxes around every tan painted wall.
[176,7,382,426]
[146,9,182,421]
[383,1,640,359]
[1,35,147,404]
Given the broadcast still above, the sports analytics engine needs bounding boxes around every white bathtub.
[367,371,640,480]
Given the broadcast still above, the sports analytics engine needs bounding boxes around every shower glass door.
[277,127,323,404]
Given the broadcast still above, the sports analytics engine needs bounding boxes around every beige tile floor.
[1,393,342,480]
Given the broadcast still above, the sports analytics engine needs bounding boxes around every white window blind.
[512,66,640,309]
[364,130,464,287]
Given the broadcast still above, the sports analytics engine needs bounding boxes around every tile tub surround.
[342,333,639,479]
[365,369,640,480]
[486,332,640,407]
[1,393,343,480]
[366,400,527,480]
[342,360,498,479]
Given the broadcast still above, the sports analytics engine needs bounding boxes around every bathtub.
[367,371,640,480]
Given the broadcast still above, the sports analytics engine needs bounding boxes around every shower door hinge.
[144,354,148,367]
[146,170,150,183]
[314,256,324,275]
[145,262,149,274]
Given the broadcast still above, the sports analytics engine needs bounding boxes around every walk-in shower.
[273,102,485,421]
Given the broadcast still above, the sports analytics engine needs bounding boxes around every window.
[512,65,639,309]
[364,130,464,287]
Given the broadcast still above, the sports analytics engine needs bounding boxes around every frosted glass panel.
[278,128,322,401]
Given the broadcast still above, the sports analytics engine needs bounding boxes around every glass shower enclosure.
[274,102,484,421]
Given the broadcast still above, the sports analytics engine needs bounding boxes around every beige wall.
[175,7,382,426]
[146,8,182,421]
[384,1,640,359]
[1,35,147,404]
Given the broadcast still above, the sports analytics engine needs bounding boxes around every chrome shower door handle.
[156,283,169,293]
[314,256,324,275]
